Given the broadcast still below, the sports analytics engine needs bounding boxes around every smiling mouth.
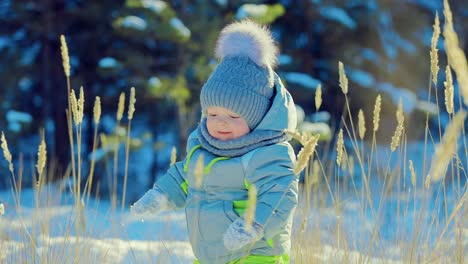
[217,131,231,135]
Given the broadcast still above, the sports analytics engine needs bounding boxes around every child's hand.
[223,218,264,251]
[130,188,174,215]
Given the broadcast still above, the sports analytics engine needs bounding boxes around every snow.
[0,37,9,50]
[148,76,162,91]
[169,18,191,39]
[18,77,33,91]
[98,57,119,69]
[141,0,167,14]
[20,42,40,66]
[236,4,268,20]
[214,0,227,7]
[1,140,466,263]
[318,6,356,29]
[348,68,375,88]
[6,110,32,124]
[282,72,321,90]
[121,16,147,31]
[278,54,292,66]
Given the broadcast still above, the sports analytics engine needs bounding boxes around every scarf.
[197,118,288,157]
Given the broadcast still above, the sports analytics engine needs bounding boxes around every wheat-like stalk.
[336,129,344,167]
[348,155,355,177]
[425,175,431,189]
[358,109,366,140]
[430,11,440,86]
[294,134,320,175]
[390,99,405,152]
[444,65,454,114]
[122,87,136,210]
[373,94,381,132]
[170,147,177,166]
[0,203,4,216]
[128,87,136,120]
[311,159,320,185]
[338,61,348,95]
[428,110,467,182]
[409,160,416,188]
[78,86,84,124]
[443,0,468,107]
[1,132,14,174]
[244,185,257,231]
[93,96,101,124]
[315,84,322,111]
[70,89,79,125]
[117,92,126,122]
[60,35,70,77]
[194,154,204,188]
[85,96,102,205]
[286,129,308,145]
[100,133,108,149]
[36,138,47,176]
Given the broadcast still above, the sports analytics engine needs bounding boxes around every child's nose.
[216,116,228,125]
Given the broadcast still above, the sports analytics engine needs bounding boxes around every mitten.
[130,188,174,215]
[223,218,264,251]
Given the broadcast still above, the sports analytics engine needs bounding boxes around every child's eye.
[208,113,217,117]
[230,115,240,119]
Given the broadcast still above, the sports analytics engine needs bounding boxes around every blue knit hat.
[200,20,279,129]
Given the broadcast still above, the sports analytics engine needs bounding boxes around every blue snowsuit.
[154,74,298,263]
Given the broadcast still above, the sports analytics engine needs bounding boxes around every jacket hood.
[254,73,297,133]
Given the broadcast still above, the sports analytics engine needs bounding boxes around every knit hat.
[200,20,279,129]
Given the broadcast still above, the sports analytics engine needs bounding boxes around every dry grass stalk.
[443,0,468,107]
[338,61,348,95]
[428,110,467,182]
[409,160,416,188]
[70,89,79,125]
[430,12,440,86]
[1,131,14,174]
[286,129,314,146]
[244,185,257,231]
[85,96,102,204]
[425,175,431,189]
[311,159,320,185]
[60,35,70,77]
[358,109,366,140]
[390,99,405,152]
[294,134,320,175]
[373,94,382,132]
[117,92,126,122]
[128,87,136,120]
[122,87,136,210]
[194,154,204,188]
[78,86,84,123]
[93,96,101,124]
[99,133,108,149]
[170,147,177,166]
[336,129,344,167]
[36,138,47,176]
[0,203,4,215]
[348,155,354,177]
[444,65,454,114]
[315,84,322,111]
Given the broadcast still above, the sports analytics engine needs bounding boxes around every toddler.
[132,20,298,264]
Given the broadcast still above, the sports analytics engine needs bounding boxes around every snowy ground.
[1,180,466,263]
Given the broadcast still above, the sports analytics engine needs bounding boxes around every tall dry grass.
[292,1,467,262]
[0,1,467,263]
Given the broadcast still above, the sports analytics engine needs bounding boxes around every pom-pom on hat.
[200,20,279,129]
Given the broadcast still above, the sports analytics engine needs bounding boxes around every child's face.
[206,106,250,140]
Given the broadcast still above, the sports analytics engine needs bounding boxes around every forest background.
[0,0,467,205]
